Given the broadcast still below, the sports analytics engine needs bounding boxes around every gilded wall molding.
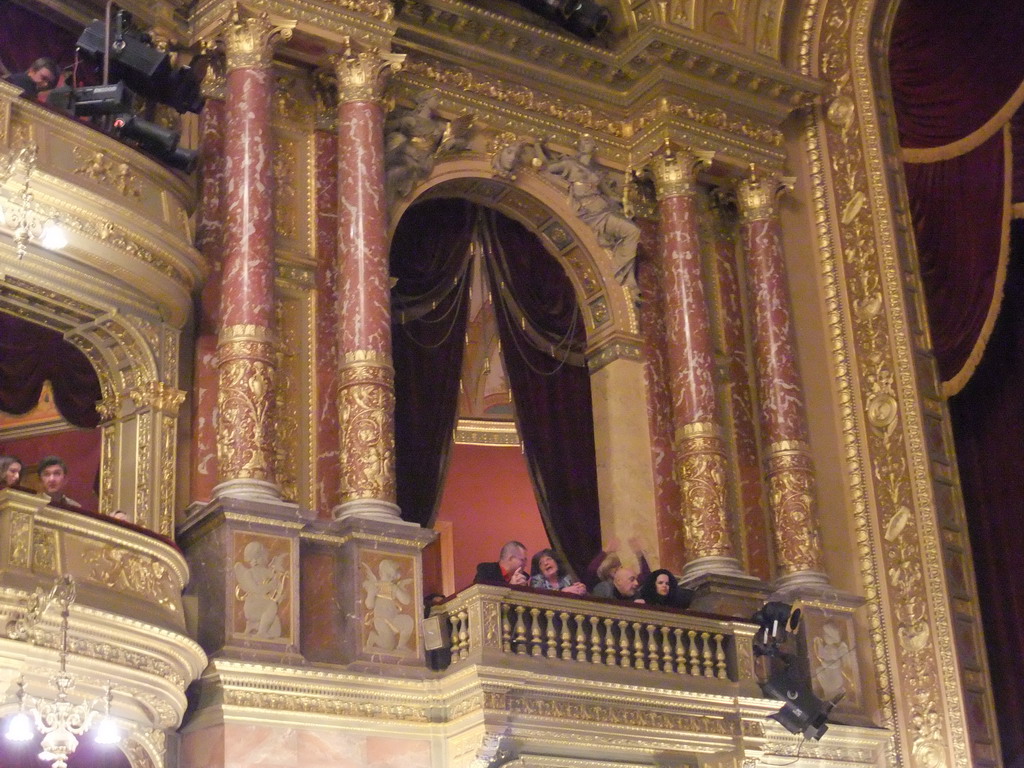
[796,0,990,764]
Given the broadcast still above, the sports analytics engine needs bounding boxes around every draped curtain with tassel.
[890,2,1024,764]
[390,200,602,578]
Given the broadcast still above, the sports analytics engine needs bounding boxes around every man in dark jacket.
[4,58,59,99]
[475,540,529,586]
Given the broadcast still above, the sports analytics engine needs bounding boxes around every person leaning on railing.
[528,549,587,595]
[638,568,694,609]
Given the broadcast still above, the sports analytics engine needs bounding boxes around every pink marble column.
[313,85,341,518]
[332,48,405,521]
[737,172,827,587]
[190,88,225,506]
[651,151,744,578]
[213,11,293,501]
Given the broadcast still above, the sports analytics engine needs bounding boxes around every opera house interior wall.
[1,0,1022,766]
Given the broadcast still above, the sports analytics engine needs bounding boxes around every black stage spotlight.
[762,665,843,740]
[752,600,801,646]
[113,113,178,154]
[46,82,132,116]
[512,0,610,40]
[76,12,204,114]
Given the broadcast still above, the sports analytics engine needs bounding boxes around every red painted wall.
[434,443,551,592]
[0,428,102,511]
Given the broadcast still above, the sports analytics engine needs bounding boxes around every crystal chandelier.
[0,145,68,259]
[5,575,121,768]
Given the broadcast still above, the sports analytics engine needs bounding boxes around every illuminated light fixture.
[0,145,68,260]
[4,576,121,768]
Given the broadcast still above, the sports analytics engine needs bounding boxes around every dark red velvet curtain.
[480,209,601,579]
[902,132,1006,381]
[890,2,1024,765]
[948,222,1024,768]
[0,4,80,79]
[889,0,1024,149]
[0,314,101,428]
[391,199,476,526]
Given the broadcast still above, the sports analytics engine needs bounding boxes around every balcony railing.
[433,584,760,685]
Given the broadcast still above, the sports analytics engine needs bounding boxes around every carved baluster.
[661,626,673,672]
[590,616,602,663]
[530,607,542,657]
[449,613,461,661]
[458,609,469,659]
[647,624,660,671]
[702,631,715,677]
[618,620,631,667]
[632,622,645,669]
[514,605,527,654]
[674,628,687,674]
[714,633,728,679]
[502,603,512,653]
[545,609,558,658]
[560,612,573,659]
[688,629,701,675]
[574,614,587,661]
[604,618,616,665]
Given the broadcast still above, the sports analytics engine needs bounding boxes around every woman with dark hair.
[529,549,587,595]
[639,569,693,609]
[1,455,23,489]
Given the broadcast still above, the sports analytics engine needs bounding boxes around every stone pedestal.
[178,496,304,664]
[304,516,436,668]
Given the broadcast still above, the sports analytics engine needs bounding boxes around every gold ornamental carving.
[765,447,823,575]
[11,511,32,568]
[736,170,793,222]
[82,546,177,611]
[333,46,405,104]
[220,322,275,345]
[337,361,396,504]
[220,7,296,72]
[649,148,714,200]
[676,437,733,560]
[222,688,428,722]
[217,339,277,483]
[129,381,186,415]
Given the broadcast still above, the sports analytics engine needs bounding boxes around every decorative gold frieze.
[220,7,295,72]
[72,148,140,198]
[333,46,405,104]
[586,338,643,371]
[337,360,396,504]
[222,688,429,721]
[10,512,32,568]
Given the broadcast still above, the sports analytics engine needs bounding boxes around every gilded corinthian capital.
[333,44,406,104]
[735,169,794,221]
[649,148,714,200]
[220,7,296,72]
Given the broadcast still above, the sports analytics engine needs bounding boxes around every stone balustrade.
[432,584,760,686]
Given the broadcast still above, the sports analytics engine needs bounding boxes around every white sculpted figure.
[362,558,415,652]
[541,135,640,290]
[233,541,288,639]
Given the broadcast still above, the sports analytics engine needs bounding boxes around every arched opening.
[0,313,102,510]
[390,198,602,590]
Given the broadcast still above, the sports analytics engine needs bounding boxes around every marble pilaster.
[651,151,744,579]
[737,172,827,589]
[191,92,225,506]
[314,85,341,518]
[213,11,293,501]
[332,48,405,522]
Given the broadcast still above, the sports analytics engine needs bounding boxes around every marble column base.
[682,570,772,619]
[773,569,831,596]
[213,477,281,502]
[331,497,411,525]
[681,554,748,581]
